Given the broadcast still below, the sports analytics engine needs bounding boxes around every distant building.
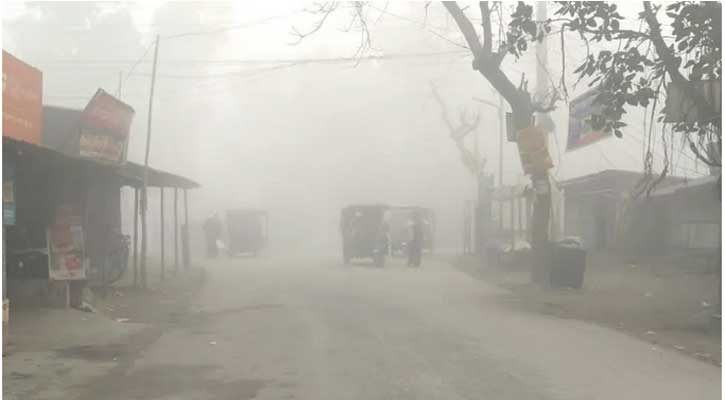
[629,175,720,256]
[559,169,686,251]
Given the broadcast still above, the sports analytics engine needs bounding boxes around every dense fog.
[2,2,703,255]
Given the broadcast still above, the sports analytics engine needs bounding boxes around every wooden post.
[184,189,189,269]
[510,188,515,250]
[498,95,504,232]
[133,187,139,287]
[140,34,160,291]
[518,196,524,239]
[160,187,165,282]
[184,189,189,225]
[174,188,179,275]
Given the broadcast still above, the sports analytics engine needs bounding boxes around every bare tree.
[430,83,483,176]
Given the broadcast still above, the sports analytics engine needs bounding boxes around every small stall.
[224,209,268,256]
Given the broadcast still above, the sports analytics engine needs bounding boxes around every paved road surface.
[80,255,720,399]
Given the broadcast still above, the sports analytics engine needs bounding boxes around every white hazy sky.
[2,1,707,252]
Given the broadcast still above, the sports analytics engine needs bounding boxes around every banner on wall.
[3,161,15,226]
[47,205,87,280]
[567,88,611,151]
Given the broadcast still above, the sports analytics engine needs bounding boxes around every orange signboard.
[79,89,135,164]
[2,51,43,144]
[517,125,554,175]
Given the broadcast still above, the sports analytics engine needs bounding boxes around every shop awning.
[40,104,199,189]
[4,137,199,189]
[118,162,200,189]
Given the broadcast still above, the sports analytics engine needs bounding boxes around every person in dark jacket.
[407,211,423,267]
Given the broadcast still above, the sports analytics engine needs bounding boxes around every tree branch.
[431,82,483,175]
[430,83,456,133]
[688,134,719,166]
[480,1,492,56]
[290,2,339,45]
[431,83,480,139]
[443,1,528,117]
[642,1,717,117]
[493,49,506,67]
[443,1,482,57]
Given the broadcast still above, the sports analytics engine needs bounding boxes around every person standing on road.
[407,211,423,267]
[203,213,222,258]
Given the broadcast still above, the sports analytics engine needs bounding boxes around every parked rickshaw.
[389,206,435,256]
[340,204,390,267]
[225,209,268,256]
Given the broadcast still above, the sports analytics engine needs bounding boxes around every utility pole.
[498,94,504,231]
[117,71,123,99]
[531,1,553,285]
[140,34,160,290]
[474,112,481,256]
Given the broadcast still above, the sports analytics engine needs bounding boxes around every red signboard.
[79,89,135,164]
[2,51,43,144]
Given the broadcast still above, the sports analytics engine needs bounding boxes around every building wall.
[84,177,122,271]
[564,194,620,251]
[660,186,720,251]
[622,182,720,256]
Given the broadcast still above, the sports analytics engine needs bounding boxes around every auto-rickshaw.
[340,204,389,267]
[389,206,436,256]
[225,209,268,256]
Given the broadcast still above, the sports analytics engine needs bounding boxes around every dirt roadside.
[3,266,206,400]
[452,254,721,367]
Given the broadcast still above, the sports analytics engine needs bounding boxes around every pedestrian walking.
[407,211,423,267]
[203,213,222,258]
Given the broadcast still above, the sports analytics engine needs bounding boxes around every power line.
[38,49,470,67]
[162,11,303,40]
[45,51,474,102]
[121,41,155,88]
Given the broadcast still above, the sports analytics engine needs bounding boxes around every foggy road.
[92,255,719,400]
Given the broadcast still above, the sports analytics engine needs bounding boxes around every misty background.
[2,2,706,255]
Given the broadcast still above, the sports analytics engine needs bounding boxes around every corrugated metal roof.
[559,169,685,195]
[41,104,199,189]
[647,175,719,197]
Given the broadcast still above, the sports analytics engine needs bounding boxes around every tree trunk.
[529,174,551,285]
[442,0,552,284]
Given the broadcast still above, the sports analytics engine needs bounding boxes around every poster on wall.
[3,162,15,226]
[79,89,135,164]
[47,205,87,280]
[567,88,611,151]
[2,51,43,144]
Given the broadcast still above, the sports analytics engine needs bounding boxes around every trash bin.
[548,239,586,289]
